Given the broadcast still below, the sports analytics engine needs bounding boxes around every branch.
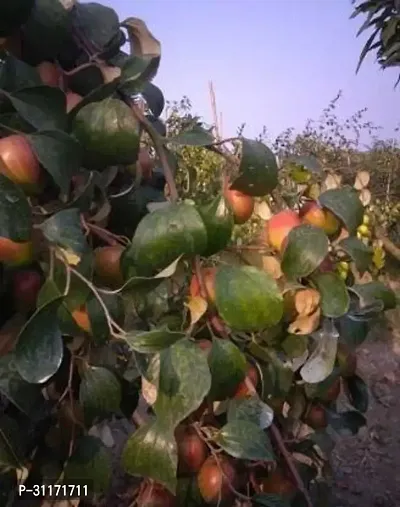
[375,226,400,262]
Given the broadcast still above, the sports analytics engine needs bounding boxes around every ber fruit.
[36,61,63,88]
[265,210,301,251]
[71,306,91,334]
[66,91,83,113]
[139,482,176,507]
[94,245,124,288]
[233,363,259,399]
[0,238,33,266]
[304,404,327,429]
[197,455,239,505]
[175,425,208,476]
[300,200,340,235]
[224,188,255,225]
[189,267,217,303]
[12,269,42,313]
[0,135,41,192]
[260,469,297,497]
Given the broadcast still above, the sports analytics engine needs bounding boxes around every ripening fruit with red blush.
[36,61,63,88]
[197,455,239,505]
[224,188,255,224]
[189,267,217,304]
[175,425,208,476]
[233,363,259,399]
[260,469,297,497]
[138,482,176,507]
[12,269,43,313]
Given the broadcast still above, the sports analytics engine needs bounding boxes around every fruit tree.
[0,2,397,507]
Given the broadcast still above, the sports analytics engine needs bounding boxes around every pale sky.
[90,0,399,143]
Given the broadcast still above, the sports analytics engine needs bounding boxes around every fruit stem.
[130,102,179,202]
[269,423,314,507]
[61,256,127,338]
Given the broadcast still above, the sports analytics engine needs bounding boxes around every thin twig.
[56,355,75,407]
[85,221,130,247]
[130,103,179,202]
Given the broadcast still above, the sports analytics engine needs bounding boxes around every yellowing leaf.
[288,307,321,335]
[16,467,30,485]
[354,170,370,190]
[141,376,158,406]
[55,247,81,266]
[294,288,321,317]
[185,295,208,326]
[373,245,386,270]
[306,183,321,200]
[262,255,282,279]
[323,172,342,190]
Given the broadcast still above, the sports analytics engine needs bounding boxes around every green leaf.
[300,324,338,384]
[281,334,308,359]
[2,87,67,131]
[73,2,120,49]
[208,338,247,401]
[281,225,329,279]
[336,314,370,349]
[124,202,207,277]
[252,493,291,507]
[0,355,45,416]
[230,138,279,197]
[79,366,122,425]
[143,82,164,118]
[72,98,140,170]
[327,410,366,436]
[311,272,350,318]
[86,292,124,344]
[0,174,32,241]
[350,281,396,310]
[168,125,214,146]
[318,187,364,235]
[39,208,88,256]
[215,265,283,331]
[122,420,177,494]
[125,327,185,354]
[0,415,24,470]
[227,397,274,429]
[339,236,373,273]
[214,420,274,461]
[198,195,234,257]
[0,0,35,38]
[119,56,158,94]
[64,436,111,494]
[288,155,322,173]
[0,54,41,91]
[28,131,83,194]
[345,375,369,413]
[154,339,211,428]
[14,297,64,384]
[18,0,72,64]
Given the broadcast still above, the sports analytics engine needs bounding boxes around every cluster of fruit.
[368,199,400,229]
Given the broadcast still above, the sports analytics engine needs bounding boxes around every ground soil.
[330,302,400,507]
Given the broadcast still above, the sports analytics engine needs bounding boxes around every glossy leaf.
[142,82,165,118]
[72,98,140,170]
[86,292,124,344]
[227,397,274,430]
[122,420,177,494]
[125,327,185,354]
[230,138,279,196]
[208,338,247,400]
[300,323,338,384]
[214,420,275,461]
[39,208,88,257]
[79,366,122,424]
[336,313,370,350]
[350,281,396,310]
[198,195,234,256]
[0,174,32,241]
[311,272,350,318]
[14,297,64,384]
[345,374,369,413]
[339,236,373,273]
[2,87,67,131]
[215,265,283,331]
[0,54,41,91]
[73,2,120,49]
[64,436,111,494]
[28,131,83,194]
[124,202,207,276]
[318,187,364,235]
[19,0,72,64]
[154,339,211,428]
[0,355,45,416]
[281,225,329,279]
